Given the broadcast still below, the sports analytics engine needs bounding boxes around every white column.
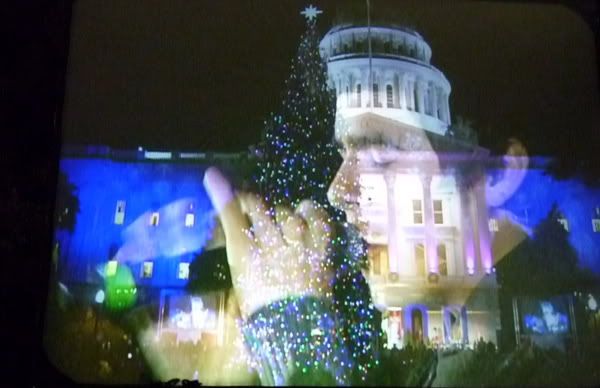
[361,69,369,108]
[458,178,475,276]
[474,179,493,273]
[408,80,415,111]
[399,75,407,109]
[431,85,439,117]
[442,93,451,125]
[385,171,401,275]
[420,174,438,274]
[393,73,400,108]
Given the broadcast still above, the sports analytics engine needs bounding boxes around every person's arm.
[203,167,351,385]
[241,296,352,385]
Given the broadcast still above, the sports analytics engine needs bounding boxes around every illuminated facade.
[320,24,600,349]
[320,25,510,348]
[55,145,248,344]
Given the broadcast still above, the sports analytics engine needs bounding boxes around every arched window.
[373,83,380,107]
[406,84,412,111]
[413,84,419,112]
[438,244,448,276]
[346,86,350,106]
[426,87,432,115]
[414,243,426,277]
[411,309,424,342]
[355,83,361,107]
[386,85,393,107]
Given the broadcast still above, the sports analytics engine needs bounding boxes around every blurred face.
[327,130,440,293]
[327,132,439,235]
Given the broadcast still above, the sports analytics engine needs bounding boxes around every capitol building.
[320,24,499,348]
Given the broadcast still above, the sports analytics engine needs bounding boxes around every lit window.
[412,200,423,224]
[355,84,361,107]
[386,84,393,107]
[433,200,444,224]
[558,217,569,232]
[178,262,190,280]
[185,213,195,227]
[592,219,600,233]
[106,260,118,277]
[488,218,499,232]
[369,246,386,276]
[438,244,448,276]
[373,83,380,107]
[414,243,426,277]
[150,212,160,226]
[371,251,380,275]
[114,200,126,225]
[141,261,153,278]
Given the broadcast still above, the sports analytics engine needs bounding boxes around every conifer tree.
[254,9,379,382]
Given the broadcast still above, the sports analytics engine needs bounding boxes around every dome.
[320,24,452,136]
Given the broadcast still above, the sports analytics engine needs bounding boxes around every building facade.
[55,145,249,345]
[320,24,502,348]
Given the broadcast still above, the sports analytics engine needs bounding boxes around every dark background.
[2,0,599,386]
[60,0,600,159]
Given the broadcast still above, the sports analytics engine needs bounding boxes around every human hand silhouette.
[202,167,334,318]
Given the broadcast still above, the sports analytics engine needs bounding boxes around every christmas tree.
[253,6,379,382]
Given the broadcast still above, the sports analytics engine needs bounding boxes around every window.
[433,200,444,224]
[414,243,426,276]
[558,217,569,232]
[386,85,393,107]
[593,219,600,233]
[405,85,412,110]
[141,261,153,278]
[370,246,387,276]
[106,260,118,277]
[355,83,361,107]
[371,251,381,275]
[412,200,423,224]
[413,84,419,112]
[150,212,160,226]
[185,213,195,227]
[438,244,448,276]
[373,83,380,107]
[488,218,499,232]
[178,262,190,280]
[114,200,126,225]
[185,203,195,227]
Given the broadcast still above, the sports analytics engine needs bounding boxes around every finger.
[239,193,284,249]
[295,200,332,252]
[203,167,252,267]
[275,205,306,243]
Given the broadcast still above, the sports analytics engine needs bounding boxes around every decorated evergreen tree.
[253,6,379,382]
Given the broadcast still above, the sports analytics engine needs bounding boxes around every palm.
[203,168,334,318]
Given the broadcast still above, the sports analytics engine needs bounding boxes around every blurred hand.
[203,167,334,318]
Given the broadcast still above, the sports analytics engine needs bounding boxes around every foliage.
[54,170,80,233]
[186,247,232,294]
[370,343,436,386]
[449,115,478,144]
[253,17,378,381]
[496,204,587,296]
[444,339,600,387]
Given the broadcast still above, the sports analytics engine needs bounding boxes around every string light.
[246,11,378,383]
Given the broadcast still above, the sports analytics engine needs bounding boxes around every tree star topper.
[301,5,322,22]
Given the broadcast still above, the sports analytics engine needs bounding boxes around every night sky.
[62,0,599,160]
